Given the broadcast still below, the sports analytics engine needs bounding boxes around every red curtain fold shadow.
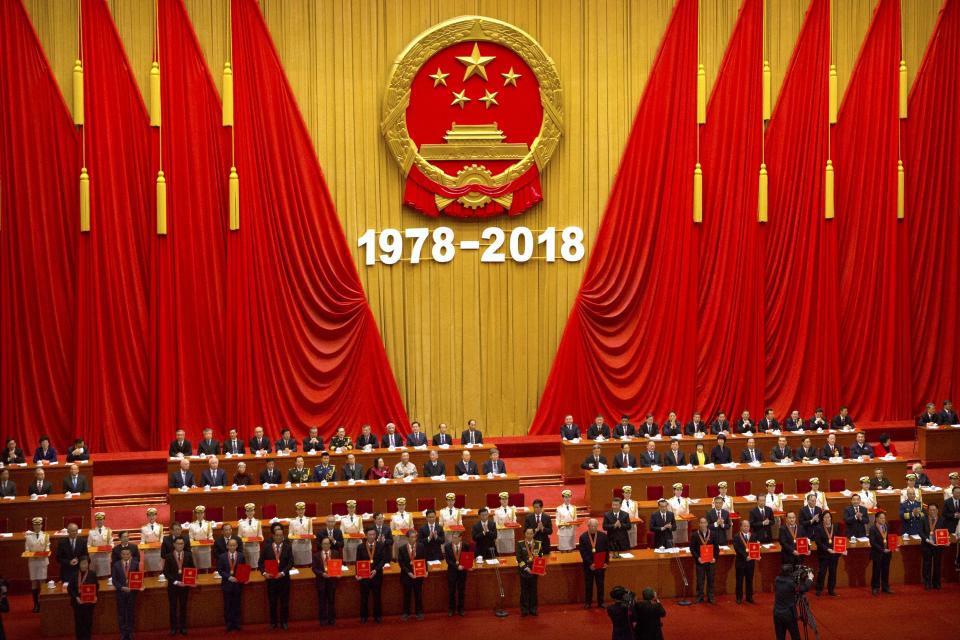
[228,0,409,438]
[529,0,698,433]
[833,0,911,421]
[0,0,80,449]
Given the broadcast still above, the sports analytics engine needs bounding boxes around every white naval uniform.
[237,518,263,568]
[620,499,639,548]
[188,520,213,569]
[140,522,164,571]
[764,492,785,538]
[493,505,518,555]
[438,506,463,543]
[717,494,734,513]
[87,525,113,577]
[555,503,577,551]
[391,510,414,556]
[858,489,878,526]
[340,513,364,561]
[668,496,690,543]
[809,490,829,511]
[25,531,50,581]
[288,515,314,565]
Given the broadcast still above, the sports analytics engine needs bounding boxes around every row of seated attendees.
[0,463,90,496]
[2,436,89,465]
[169,448,506,488]
[580,432,894,469]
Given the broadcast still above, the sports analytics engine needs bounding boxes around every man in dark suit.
[638,415,659,438]
[757,409,776,433]
[200,457,227,487]
[248,426,272,455]
[259,459,283,484]
[168,429,192,457]
[690,517,719,603]
[311,536,340,626]
[217,537,245,631]
[614,443,637,469]
[111,531,141,565]
[431,423,453,446]
[664,441,685,466]
[810,407,829,430]
[381,423,403,449]
[710,412,731,435]
[661,412,683,436]
[169,459,195,489]
[398,529,427,620]
[523,500,553,553]
[732,520,757,604]
[784,410,805,431]
[354,424,377,449]
[454,451,479,475]
[423,450,446,477]
[560,415,581,440]
[161,522,192,558]
[341,454,363,480]
[302,426,324,453]
[613,415,636,438]
[779,512,801,567]
[371,513,394,562]
[869,467,892,490]
[831,406,854,429]
[749,497,774,543]
[443,531,471,616]
[918,402,940,426]
[710,434,733,463]
[0,468,15,496]
[587,416,611,440]
[602,497,631,553]
[418,511,444,561]
[685,413,707,435]
[869,512,893,594]
[938,400,958,425]
[820,434,842,459]
[843,495,869,538]
[163,537,195,635]
[355,528,386,623]
[213,523,242,564]
[471,508,499,559]
[197,428,220,455]
[920,503,945,589]
[316,516,345,554]
[57,523,88,584]
[406,422,428,447]
[461,419,484,445]
[577,518,608,608]
[943,486,960,533]
[740,438,764,463]
[632,589,667,639]
[112,546,139,640]
[771,436,793,462]
[735,410,754,434]
[649,500,676,549]
[482,449,507,474]
[798,494,823,537]
[223,428,245,455]
[580,444,607,470]
[62,464,89,493]
[260,523,294,629]
[28,468,52,495]
[640,441,661,467]
[793,437,818,461]
[274,428,297,454]
[706,496,731,545]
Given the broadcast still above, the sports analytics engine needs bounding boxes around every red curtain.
[0,0,80,449]
[529,0,698,433]
[151,0,230,447]
[228,0,409,436]
[762,0,841,415]
[834,0,911,421]
[905,0,960,414]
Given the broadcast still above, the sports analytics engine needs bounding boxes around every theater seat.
[261,504,278,520]
[796,479,812,494]
[829,479,845,492]
[0,517,8,533]
[417,497,435,512]
[509,492,525,508]
[775,482,784,494]
[681,484,690,497]
[205,507,224,522]
[356,499,374,515]
[331,502,348,516]
[454,494,467,509]
[63,515,84,529]
[706,485,720,498]
[235,506,247,520]
[646,486,663,501]
[386,499,400,514]
[613,488,624,500]
[304,503,318,517]
[174,510,193,525]
[486,493,501,509]
[735,481,751,496]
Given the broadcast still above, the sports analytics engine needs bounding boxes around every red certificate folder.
[234,564,251,584]
[459,551,475,570]
[325,558,343,577]
[413,559,427,578]
[747,542,761,560]
[531,556,547,575]
[127,571,144,591]
[182,567,198,586]
[699,544,714,563]
[796,537,810,556]
[833,536,847,553]
[79,583,97,604]
[887,533,899,552]
[263,559,279,577]
[592,551,607,570]
[935,529,949,546]
[356,560,372,579]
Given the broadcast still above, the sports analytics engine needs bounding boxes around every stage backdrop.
[3,0,953,447]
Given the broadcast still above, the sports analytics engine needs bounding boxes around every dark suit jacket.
[734,419,755,434]
[850,442,874,458]
[918,412,940,426]
[380,432,403,449]
[650,510,676,548]
[2,448,25,464]
[110,543,141,564]
[919,515,946,547]
[66,449,90,463]
[170,470,195,489]
[710,420,731,434]
[161,534,192,558]
[315,528,344,552]
[784,418,804,431]
[197,439,221,455]
[29,479,53,495]
[443,541,473,572]
[302,437,325,452]
[689,530,719,563]
[57,536,89,573]
[760,418,779,432]
[311,548,342,579]
[831,415,854,429]
[274,438,297,453]
[398,542,426,580]
[706,508,731,544]
[201,468,227,487]
[560,424,581,440]
[431,432,454,446]
[217,550,246,590]
[661,422,682,437]
[454,460,479,475]
[843,505,868,538]
[938,409,959,425]
[740,448,764,463]
[809,417,829,430]
[163,550,196,585]
[640,450,661,467]
[418,522,444,560]
[638,423,659,438]
[613,452,637,469]
[602,510,631,549]
[258,540,294,576]
[577,530,609,567]
[68,565,100,603]
[749,506,774,542]
[586,424,611,440]
[62,474,89,493]
[168,440,192,457]
[523,512,553,550]
[471,519,498,558]
[460,429,484,445]
[482,460,507,474]
[868,525,889,558]
[793,446,818,461]
[664,450,686,466]
[869,477,892,490]
[355,434,378,448]
[732,532,758,567]
[812,525,836,558]
[355,540,387,576]
[423,460,446,477]
[248,437,272,454]
[632,600,666,640]
[33,447,58,463]
[613,423,637,438]
[771,445,793,462]
[213,535,243,562]
[580,455,607,470]
[943,496,960,529]
[798,505,823,536]
[406,432,428,447]
[779,526,800,559]
[223,439,245,455]
[111,557,140,591]
[259,468,282,484]
[341,463,364,481]
[0,480,15,496]
[684,421,707,435]
[710,446,732,464]
[820,443,842,459]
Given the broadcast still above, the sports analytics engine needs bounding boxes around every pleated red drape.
[228,0,409,436]
[904,0,960,414]
[695,0,764,418]
[0,0,79,449]
[529,0,698,432]
[151,0,230,447]
[762,0,840,415]
[834,0,911,421]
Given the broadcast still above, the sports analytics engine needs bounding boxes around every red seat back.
[386,499,400,514]
[681,484,690,497]
[331,502,348,516]
[174,510,193,525]
[304,503,318,518]
[454,494,467,509]
[775,482,784,494]
[356,499,374,515]
[829,479,845,492]
[63,515,84,529]
[613,487,624,500]
[796,479,812,494]
[735,481,752,496]
[261,504,278,520]
[646,486,663,501]
[205,507,224,522]
[509,492,525,508]
[0,517,8,533]
[235,506,246,520]
[417,497,435,512]
[706,485,720,498]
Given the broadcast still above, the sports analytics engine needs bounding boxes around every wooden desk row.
[0,493,93,532]
[584,458,908,512]
[38,537,959,636]
[0,459,94,493]
[917,424,960,464]
[562,430,863,481]
[167,444,494,484]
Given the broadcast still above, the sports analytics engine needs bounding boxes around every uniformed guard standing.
[494,492,518,555]
[556,489,578,551]
[140,507,164,571]
[238,503,263,569]
[87,512,113,577]
[390,497,414,558]
[188,505,213,569]
[25,516,49,612]
[340,500,364,561]
[289,501,314,565]
[620,486,639,548]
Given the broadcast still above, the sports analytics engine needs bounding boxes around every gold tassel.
[828,64,838,124]
[898,60,908,118]
[762,61,772,121]
[73,60,84,126]
[150,62,161,127]
[824,159,835,219]
[696,64,706,124]
[222,62,234,127]
[80,167,90,232]
[757,163,768,223]
[693,163,703,224]
[156,170,167,235]
[897,160,905,219]
[229,166,239,230]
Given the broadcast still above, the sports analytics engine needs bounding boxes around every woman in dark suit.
[68,556,99,640]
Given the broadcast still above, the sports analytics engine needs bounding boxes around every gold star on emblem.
[451,89,471,108]
[479,89,499,109]
[501,67,522,87]
[429,67,449,87]
[456,43,496,82]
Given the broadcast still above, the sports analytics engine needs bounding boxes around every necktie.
[751,450,756,462]
[37,480,42,492]
[72,477,77,488]
[124,560,129,578]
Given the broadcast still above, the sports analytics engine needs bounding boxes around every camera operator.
[773,563,813,640]
[633,587,666,640]
[606,586,634,640]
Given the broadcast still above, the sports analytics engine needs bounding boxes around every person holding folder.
[732,520,758,604]
[690,517,719,604]
[516,527,543,616]
[813,511,843,597]
[163,537,195,636]
[355,528,387,624]
[260,523,294,629]
[312,536,342,626]
[217,537,246,632]
[443,530,472,617]
[111,546,139,640]
[577,518,608,609]
[68,555,98,640]
[399,529,427,620]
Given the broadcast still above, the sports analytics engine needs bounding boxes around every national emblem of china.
[382,17,563,218]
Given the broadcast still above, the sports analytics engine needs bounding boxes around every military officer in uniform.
[187,505,214,570]
[899,488,923,536]
[668,482,691,543]
[620,486,640,548]
[287,456,311,484]
[493,491,519,555]
[340,500,364,561]
[311,452,337,482]
[390,497,414,558]
[438,492,463,542]
[238,503,263,569]
[288,501,314,565]
[328,426,353,450]
[555,489,578,551]
[516,528,542,616]
[25,516,49,612]
[87,512,113,577]
[140,507,164,571]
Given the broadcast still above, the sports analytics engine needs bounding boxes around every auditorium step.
[519,473,562,487]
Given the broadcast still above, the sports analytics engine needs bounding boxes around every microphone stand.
[674,553,693,606]
[492,560,509,617]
